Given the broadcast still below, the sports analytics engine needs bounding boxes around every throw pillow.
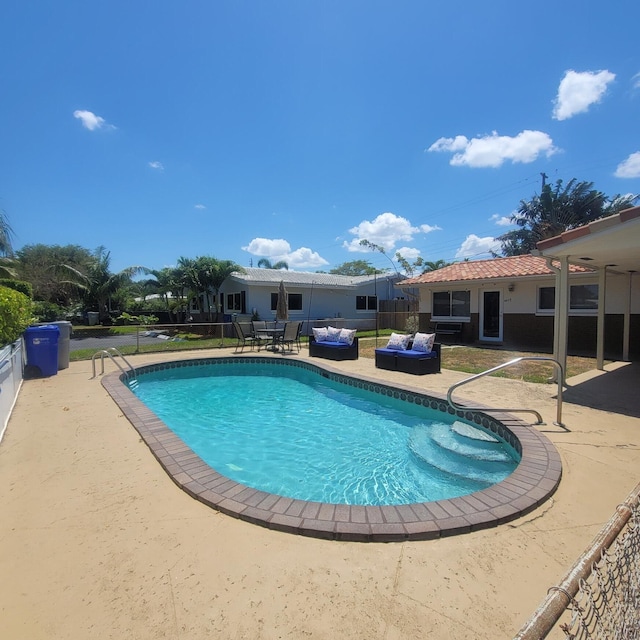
[385,332,410,351]
[312,327,328,342]
[326,326,342,342]
[411,332,436,353]
[338,328,356,346]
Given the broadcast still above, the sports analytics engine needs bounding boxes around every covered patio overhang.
[534,205,640,378]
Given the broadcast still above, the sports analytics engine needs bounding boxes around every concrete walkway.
[1,349,638,639]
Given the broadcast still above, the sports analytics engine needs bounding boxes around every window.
[538,284,599,312]
[270,292,302,311]
[356,295,378,311]
[432,290,470,319]
[226,292,246,313]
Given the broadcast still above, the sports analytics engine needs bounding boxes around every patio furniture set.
[233,322,441,375]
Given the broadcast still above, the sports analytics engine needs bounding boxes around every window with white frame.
[432,290,470,319]
[270,292,302,311]
[356,295,377,311]
[537,284,599,312]
[226,292,245,312]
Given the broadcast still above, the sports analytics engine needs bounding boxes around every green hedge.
[0,285,33,346]
[0,279,33,299]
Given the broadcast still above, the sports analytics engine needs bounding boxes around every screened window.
[356,295,378,311]
[432,290,470,319]
[270,292,302,311]
[537,284,598,312]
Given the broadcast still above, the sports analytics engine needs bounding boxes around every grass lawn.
[70,326,605,384]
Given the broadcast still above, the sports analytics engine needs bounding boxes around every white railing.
[0,339,25,442]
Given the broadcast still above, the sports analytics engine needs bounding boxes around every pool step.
[408,423,516,484]
[429,422,512,462]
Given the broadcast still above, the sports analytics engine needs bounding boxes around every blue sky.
[2,1,639,274]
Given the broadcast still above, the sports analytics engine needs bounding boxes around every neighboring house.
[399,253,640,358]
[199,268,403,332]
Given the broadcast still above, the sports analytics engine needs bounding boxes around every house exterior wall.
[218,277,400,331]
[415,271,640,358]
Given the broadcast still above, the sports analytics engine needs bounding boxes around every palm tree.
[498,179,638,256]
[0,210,14,257]
[0,210,16,278]
[257,258,288,270]
[62,246,148,323]
[421,259,451,273]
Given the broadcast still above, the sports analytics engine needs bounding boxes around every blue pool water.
[131,362,519,506]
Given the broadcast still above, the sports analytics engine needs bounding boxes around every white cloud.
[194,203,206,210]
[427,135,469,153]
[343,212,437,253]
[552,69,616,120]
[242,237,328,268]
[243,238,292,256]
[428,130,558,168]
[615,151,640,178]
[490,213,514,227]
[395,246,421,260]
[286,247,329,268]
[148,161,164,171]
[454,234,501,259]
[633,73,640,90]
[420,223,442,233]
[73,109,114,131]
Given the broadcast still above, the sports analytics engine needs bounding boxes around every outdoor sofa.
[375,338,441,375]
[309,334,359,360]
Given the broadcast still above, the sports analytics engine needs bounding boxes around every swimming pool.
[103,356,562,541]
[131,361,518,505]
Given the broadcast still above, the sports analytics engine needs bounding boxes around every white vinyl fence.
[0,339,24,442]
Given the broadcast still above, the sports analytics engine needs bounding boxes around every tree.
[15,244,95,305]
[257,258,288,270]
[0,211,16,279]
[421,259,452,273]
[329,260,382,276]
[61,246,148,322]
[497,179,638,256]
[0,210,13,257]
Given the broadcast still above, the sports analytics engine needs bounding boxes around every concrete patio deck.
[1,349,638,639]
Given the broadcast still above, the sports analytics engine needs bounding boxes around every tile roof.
[399,254,592,286]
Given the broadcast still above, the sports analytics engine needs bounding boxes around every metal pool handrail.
[447,356,565,428]
[91,347,136,380]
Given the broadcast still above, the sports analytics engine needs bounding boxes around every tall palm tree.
[0,210,16,278]
[257,258,288,270]
[62,246,148,323]
[0,210,14,257]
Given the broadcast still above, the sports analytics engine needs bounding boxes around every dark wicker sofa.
[309,335,359,360]
[374,342,441,374]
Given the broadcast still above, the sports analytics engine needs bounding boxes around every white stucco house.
[196,267,404,333]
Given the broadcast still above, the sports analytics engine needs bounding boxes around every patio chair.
[232,321,258,353]
[251,320,273,352]
[276,321,301,353]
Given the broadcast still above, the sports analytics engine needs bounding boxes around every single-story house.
[399,205,640,362]
[192,268,404,333]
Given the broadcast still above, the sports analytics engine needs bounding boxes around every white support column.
[596,267,606,370]
[623,271,632,362]
[555,256,569,383]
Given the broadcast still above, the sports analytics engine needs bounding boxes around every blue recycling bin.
[24,325,60,377]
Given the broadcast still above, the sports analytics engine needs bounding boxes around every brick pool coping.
[101,356,562,542]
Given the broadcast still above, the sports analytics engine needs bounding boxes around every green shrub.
[0,279,33,298]
[114,312,159,325]
[32,300,65,322]
[0,286,33,346]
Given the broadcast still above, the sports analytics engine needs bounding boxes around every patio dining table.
[256,325,284,352]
